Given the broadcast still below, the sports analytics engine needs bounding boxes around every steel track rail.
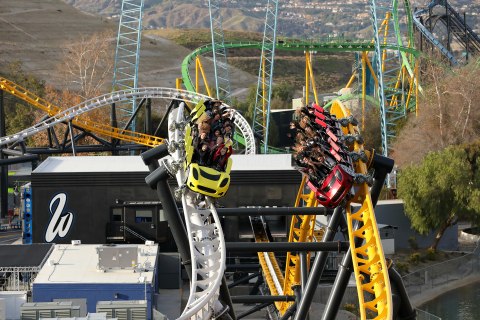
[168,105,226,320]
[331,100,392,320]
[0,76,164,147]
[0,87,255,154]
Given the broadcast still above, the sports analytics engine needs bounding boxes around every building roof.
[34,244,158,284]
[0,244,53,268]
[33,154,294,174]
[34,157,147,173]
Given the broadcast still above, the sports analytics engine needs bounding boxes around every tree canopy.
[397,144,480,250]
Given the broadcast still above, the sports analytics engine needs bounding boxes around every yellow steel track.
[255,100,392,320]
[0,77,164,147]
[250,217,285,310]
[330,100,392,320]
[279,176,324,314]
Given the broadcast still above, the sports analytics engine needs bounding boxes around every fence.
[415,308,442,320]
[402,241,480,301]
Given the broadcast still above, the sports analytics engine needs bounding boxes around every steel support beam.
[145,98,152,136]
[18,144,148,155]
[111,102,118,155]
[154,100,175,137]
[0,90,7,219]
[226,242,349,253]
[142,145,192,280]
[236,302,272,320]
[216,207,333,216]
[0,155,39,167]
[228,272,261,289]
[231,296,296,303]
[293,206,345,320]
[68,120,77,156]
[123,98,146,131]
[249,273,264,296]
[299,251,308,293]
[321,154,394,320]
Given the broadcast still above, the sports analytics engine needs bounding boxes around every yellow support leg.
[331,100,392,320]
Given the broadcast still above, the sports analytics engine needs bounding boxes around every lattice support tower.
[112,0,145,131]
[252,0,279,153]
[370,1,406,156]
[208,0,233,105]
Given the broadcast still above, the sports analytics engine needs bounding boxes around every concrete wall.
[32,283,153,320]
[333,200,458,251]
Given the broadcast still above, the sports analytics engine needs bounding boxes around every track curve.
[0,87,256,154]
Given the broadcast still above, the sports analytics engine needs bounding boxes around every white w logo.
[44,192,75,243]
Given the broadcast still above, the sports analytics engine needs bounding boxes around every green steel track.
[181,38,419,94]
[180,0,420,151]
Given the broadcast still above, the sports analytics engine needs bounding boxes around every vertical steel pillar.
[465,12,469,61]
[142,146,192,280]
[429,8,433,53]
[293,206,345,320]
[111,103,118,155]
[145,98,152,135]
[299,252,308,293]
[321,154,395,320]
[112,0,145,130]
[208,0,233,105]
[252,0,279,152]
[446,1,451,59]
[370,0,406,157]
[0,90,7,219]
[68,121,77,157]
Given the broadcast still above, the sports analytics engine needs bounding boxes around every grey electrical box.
[96,245,138,270]
[96,301,147,320]
[20,302,80,320]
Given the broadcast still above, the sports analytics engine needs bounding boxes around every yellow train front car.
[185,161,232,198]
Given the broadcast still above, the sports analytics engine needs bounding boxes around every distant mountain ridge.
[62,1,266,32]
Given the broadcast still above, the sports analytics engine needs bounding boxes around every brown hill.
[0,0,257,99]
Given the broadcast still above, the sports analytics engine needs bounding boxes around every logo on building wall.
[44,192,75,243]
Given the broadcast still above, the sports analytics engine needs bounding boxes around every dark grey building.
[30,154,299,247]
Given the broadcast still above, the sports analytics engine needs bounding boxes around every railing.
[402,241,480,300]
[415,308,442,320]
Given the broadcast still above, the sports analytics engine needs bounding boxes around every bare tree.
[392,58,480,167]
[58,29,115,100]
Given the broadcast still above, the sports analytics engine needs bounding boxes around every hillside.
[0,0,257,101]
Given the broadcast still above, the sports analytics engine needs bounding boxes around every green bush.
[366,312,376,319]
[420,256,427,263]
[396,262,410,274]
[426,248,437,261]
[408,253,421,265]
[408,237,419,249]
[343,303,360,317]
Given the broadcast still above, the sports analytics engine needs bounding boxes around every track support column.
[142,145,192,280]
[293,206,345,320]
[0,90,8,219]
[321,154,395,320]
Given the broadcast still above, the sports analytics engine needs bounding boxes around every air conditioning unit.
[20,302,80,320]
[96,301,147,320]
[145,240,154,246]
[71,240,81,245]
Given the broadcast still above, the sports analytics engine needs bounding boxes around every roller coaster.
[1,0,479,320]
